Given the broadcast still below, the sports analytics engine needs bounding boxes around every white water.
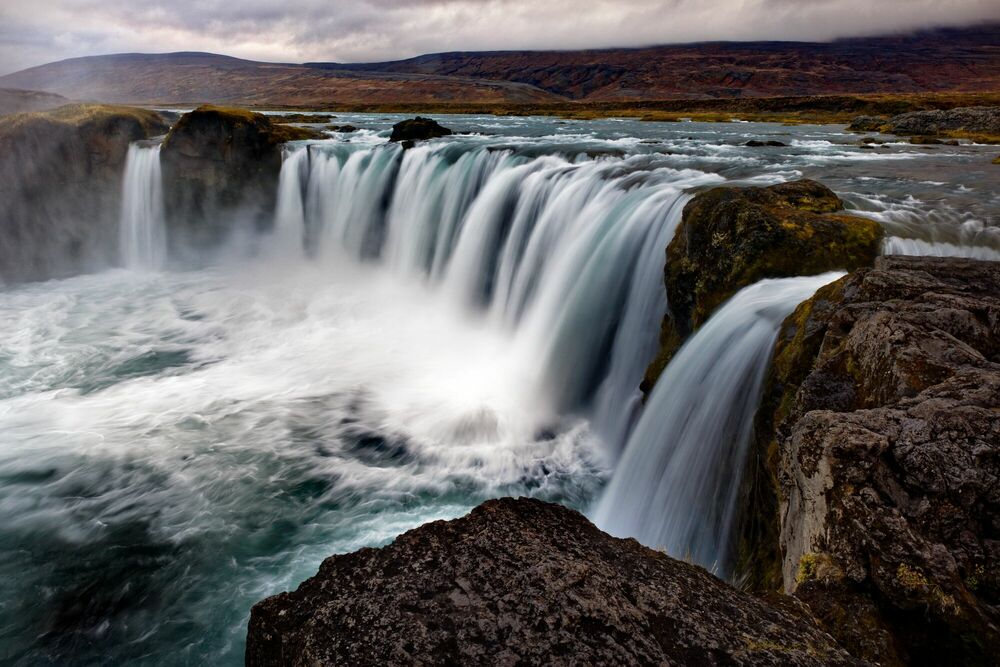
[119,143,166,270]
[272,142,723,437]
[594,272,845,575]
[883,236,1000,261]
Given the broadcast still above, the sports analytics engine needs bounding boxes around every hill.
[0,52,563,107]
[1,25,997,108]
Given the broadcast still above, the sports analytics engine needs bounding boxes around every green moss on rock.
[645,180,882,389]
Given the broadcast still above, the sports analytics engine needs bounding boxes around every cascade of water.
[119,143,166,270]
[593,272,845,576]
[273,143,725,437]
[272,146,310,258]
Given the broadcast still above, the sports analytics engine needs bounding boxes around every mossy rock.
[644,180,883,389]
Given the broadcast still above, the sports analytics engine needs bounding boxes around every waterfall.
[883,236,1000,261]
[119,143,166,271]
[593,272,845,576]
[272,142,725,438]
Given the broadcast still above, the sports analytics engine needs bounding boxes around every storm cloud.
[1,0,998,74]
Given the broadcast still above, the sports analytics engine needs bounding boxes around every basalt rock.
[246,497,862,666]
[742,256,1000,666]
[849,106,1000,140]
[642,180,883,391]
[159,105,321,251]
[388,116,453,144]
[745,139,787,147]
[0,104,168,283]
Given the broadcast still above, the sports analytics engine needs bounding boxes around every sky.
[1,0,999,75]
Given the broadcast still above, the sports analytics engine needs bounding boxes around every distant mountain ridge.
[2,25,998,107]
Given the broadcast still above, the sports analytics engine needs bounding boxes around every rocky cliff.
[642,179,883,391]
[746,256,1000,665]
[159,105,320,252]
[247,497,860,666]
[0,104,167,283]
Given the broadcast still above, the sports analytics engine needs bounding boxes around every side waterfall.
[119,143,166,270]
[594,272,845,576]
[273,141,722,442]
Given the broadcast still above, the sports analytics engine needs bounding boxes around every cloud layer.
[1,0,999,75]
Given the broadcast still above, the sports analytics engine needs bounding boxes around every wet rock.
[642,179,883,391]
[745,139,787,147]
[746,256,1000,666]
[388,116,453,144]
[246,497,862,666]
[0,104,168,282]
[160,105,321,250]
[327,124,358,133]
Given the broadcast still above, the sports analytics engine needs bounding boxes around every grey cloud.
[1,0,998,74]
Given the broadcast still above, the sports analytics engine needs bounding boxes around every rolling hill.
[1,25,997,108]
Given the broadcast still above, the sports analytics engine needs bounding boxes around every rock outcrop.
[643,180,883,390]
[388,116,452,146]
[247,497,861,666]
[160,105,321,250]
[0,104,168,282]
[849,106,1000,141]
[745,256,1000,666]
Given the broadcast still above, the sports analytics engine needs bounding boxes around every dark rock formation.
[849,106,1000,140]
[327,124,358,133]
[745,139,787,147]
[0,104,168,283]
[388,116,452,145]
[642,180,883,391]
[160,105,321,250]
[744,256,1000,666]
[247,497,861,666]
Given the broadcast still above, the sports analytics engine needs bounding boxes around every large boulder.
[160,105,321,250]
[643,180,883,390]
[388,116,452,145]
[744,256,1000,665]
[247,497,861,666]
[0,104,168,282]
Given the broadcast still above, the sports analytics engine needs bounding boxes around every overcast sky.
[1,0,998,75]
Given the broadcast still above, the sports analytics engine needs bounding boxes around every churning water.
[1,113,997,664]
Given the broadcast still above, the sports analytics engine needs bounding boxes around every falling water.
[593,272,845,576]
[119,143,166,271]
[272,142,724,430]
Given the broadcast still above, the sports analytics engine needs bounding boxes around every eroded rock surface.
[643,179,883,390]
[247,497,861,666]
[749,256,1000,666]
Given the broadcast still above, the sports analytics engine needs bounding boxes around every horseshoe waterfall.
[7,111,994,665]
